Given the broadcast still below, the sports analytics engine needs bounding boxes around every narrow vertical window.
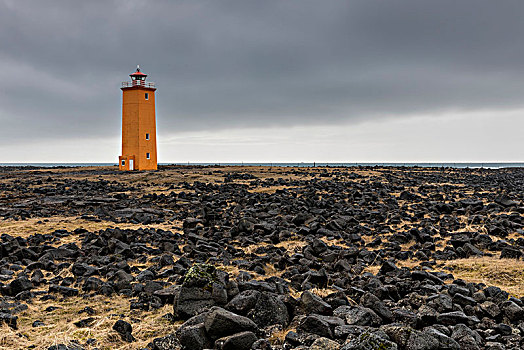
[121,160,125,166]
[145,93,149,100]
[145,133,150,140]
[146,153,150,159]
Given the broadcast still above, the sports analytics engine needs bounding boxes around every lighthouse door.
[129,159,134,170]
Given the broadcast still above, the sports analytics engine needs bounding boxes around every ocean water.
[0,162,523,169]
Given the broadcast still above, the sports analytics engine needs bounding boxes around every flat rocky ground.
[0,165,523,350]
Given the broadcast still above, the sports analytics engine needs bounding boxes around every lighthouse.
[119,66,158,171]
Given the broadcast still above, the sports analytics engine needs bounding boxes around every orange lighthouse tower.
[119,66,157,171]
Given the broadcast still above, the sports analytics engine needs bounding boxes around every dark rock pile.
[0,165,522,349]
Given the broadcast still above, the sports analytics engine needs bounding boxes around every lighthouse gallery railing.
[121,81,156,88]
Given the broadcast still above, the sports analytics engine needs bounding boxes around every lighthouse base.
[119,155,157,171]
[119,155,135,171]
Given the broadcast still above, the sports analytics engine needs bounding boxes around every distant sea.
[0,162,523,169]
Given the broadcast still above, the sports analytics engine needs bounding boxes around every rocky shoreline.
[0,165,523,349]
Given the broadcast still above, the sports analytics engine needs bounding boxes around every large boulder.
[437,311,478,326]
[337,306,382,327]
[49,284,79,297]
[502,301,524,322]
[248,292,289,328]
[3,277,32,297]
[423,328,460,350]
[450,324,482,350]
[226,290,261,315]
[177,322,210,350]
[298,314,334,339]
[112,320,134,342]
[176,313,212,350]
[310,337,340,350]
[215,331,258,350]
[204,307,258,341]
[360,292,393,322]
[406,330,440,350]
[299,291,332,315]
[174,264,228,319]
[341,331,398,350]
[381,324,413,349]
[109,270,134,292]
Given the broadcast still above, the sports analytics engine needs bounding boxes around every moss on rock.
[183,263,221,289]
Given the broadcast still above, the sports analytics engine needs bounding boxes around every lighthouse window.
[145,133,150,140]
[145,93,149,100]
[121,160,125,166]
[146,153,151,159]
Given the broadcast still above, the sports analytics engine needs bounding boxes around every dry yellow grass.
[308,287,340,298]
[364,256,524,299]
[363,259,421,275]
[320,237,354,249]
[248,185,291,194]
[0,295,178,350]
[268,327,295,345]
[0,214,183,349]
[454,215,488,234]
[443,256,524,298]
[236,239,306,256]
[0,216,180,239]
[261,264,280,278]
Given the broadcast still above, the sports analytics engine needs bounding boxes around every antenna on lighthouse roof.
[137,64,140,72]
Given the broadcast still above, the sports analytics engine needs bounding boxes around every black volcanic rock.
[204,307,258,341]
[3,277,33,296]
[113,319,134,342]
[248,291,289,328]
[174,264,228,319]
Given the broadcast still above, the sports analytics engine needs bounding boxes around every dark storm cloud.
[1,0,524,144]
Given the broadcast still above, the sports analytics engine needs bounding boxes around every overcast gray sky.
[1,0,523,163]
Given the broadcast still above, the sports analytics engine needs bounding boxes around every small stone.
[32,320,45,327]
[310,337,340,350]
[215,331,257,350]
[298,314,333,339]
[74,317,95,328]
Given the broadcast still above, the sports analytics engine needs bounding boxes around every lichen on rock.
[183,263,221,289]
